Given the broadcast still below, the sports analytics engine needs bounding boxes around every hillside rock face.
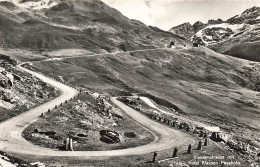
[169,22,195,39]
[192,21,207,32]
[227,6,260,24]
[207,18,224,25]
[169,19,225,40]
[169,6,260,62]
[0,0,188,52]
[0,55,59,122]
[169,21,208,39]
[191,24,238,45]
[0,73,13,89]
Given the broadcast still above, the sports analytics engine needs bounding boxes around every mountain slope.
[227,6,260,24]
[168,20,223,39]
[29,47,260,156]
[0,0,188,53]
[208,23,260,61]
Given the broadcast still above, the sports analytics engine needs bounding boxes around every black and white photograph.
[0,0,259,166]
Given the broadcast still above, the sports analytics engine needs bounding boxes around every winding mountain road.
[0,61,194,157]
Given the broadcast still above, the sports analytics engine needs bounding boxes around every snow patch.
[203,23,244,34]
[15,0,57,10]
[43,57,63,61]
[192,23,246,45]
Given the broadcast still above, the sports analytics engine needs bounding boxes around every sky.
[102,0,260,30]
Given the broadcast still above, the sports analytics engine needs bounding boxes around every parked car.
[100,130,120,143]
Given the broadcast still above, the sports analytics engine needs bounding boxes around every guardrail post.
[152,151,157,162]
[199,131,204,137]
[65,138,69,150]
[198,140,202,150]
[204,138,209,146]
[69,138,74,151]
[172,147,178,157]
[187,144,192,154]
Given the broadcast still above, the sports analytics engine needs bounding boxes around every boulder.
[124,132,137,138]
[0,78,12,89]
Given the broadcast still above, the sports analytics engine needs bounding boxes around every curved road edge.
[0,65,194,157]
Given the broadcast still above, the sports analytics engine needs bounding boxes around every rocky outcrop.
[169,21,207,39]
[227,6,260,24]
[0,90,16,104]
[169,22,195,39]
[0,79,12,89]
[193,21,207,32]
[0,57,59,121]
[0,72,13,89]
[207,19,224,25]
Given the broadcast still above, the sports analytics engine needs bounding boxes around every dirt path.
[42,47,169,61]
[0,53,194,157]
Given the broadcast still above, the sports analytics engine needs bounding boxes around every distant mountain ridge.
[0,0,188,53]
[169,6,260,61]
[169,19,223,39]
[227,6,260,24]
[168,22,195,39]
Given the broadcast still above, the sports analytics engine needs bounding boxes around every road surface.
[0,61,194,157]
[0,157,16,167]
[138,96,207,128]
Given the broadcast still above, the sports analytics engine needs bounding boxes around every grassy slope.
[222,41,260,62]
[31,47,260,148]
